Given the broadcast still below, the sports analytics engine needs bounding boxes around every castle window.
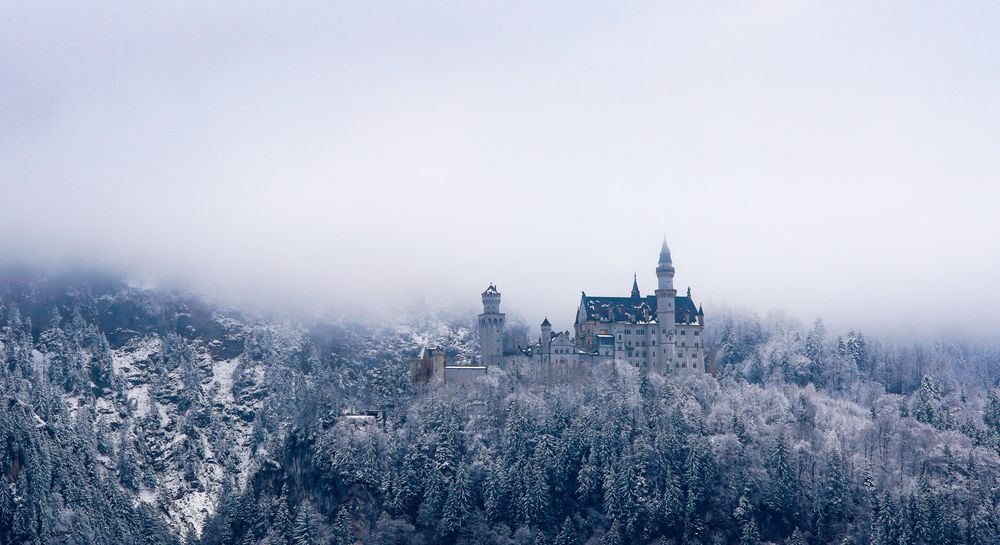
[694,330,700,336]
[681,330,686,335]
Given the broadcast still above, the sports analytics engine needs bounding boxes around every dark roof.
[482,284,500,296]
[659,239,672,265]
[541,317,551,327]
[580,294,701,325]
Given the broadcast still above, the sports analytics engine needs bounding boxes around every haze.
[2,1,999,337]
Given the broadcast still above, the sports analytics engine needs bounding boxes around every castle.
[478,239,706,374]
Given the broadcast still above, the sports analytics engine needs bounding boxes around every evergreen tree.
[734,492,754,527]
[913,376,936,423]
[272,493,293,545]
[984,390,1000,436]
[552,516,577,545]
[767,434,798,527]
[291,503,315,545]
[784,527,805,545]
[661,467,684,538]
[601,521,623,545]
[576,453,601,504]
[823,449,850,525]
[739,518,760,545]
[521,461,551,527]
[439,466,473,538]
[731,413,750,444]
[805,318,826,385]
[484,460,507,525]
[682,439,713,544]
[331,507,354,545]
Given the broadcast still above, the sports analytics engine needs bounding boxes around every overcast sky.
[2,1,999,336]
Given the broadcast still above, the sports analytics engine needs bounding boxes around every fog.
[2,1,999,337]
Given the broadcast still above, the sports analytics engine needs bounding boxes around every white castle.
[478,239,706,374]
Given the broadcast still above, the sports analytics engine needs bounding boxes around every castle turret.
[540,317,552,364]
[478,284,506,365]
[655,239,677,372]
[631,273,640,299]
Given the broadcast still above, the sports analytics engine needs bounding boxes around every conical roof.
[659,238,672,265]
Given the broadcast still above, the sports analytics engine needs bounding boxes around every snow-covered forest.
[3,271,1000,545]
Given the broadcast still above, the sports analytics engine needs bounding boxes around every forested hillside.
[3,271,1000,545]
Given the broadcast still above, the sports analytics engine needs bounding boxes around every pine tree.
[613,459,641,537]
[805,318,826,385]
[576,453,601,504]
[661,468,684,538]
[331,507,354,545]
[601,521,623,545]
[272,493,293,545]
[823,449,850,525]
[417,465,447,528]
[553,516,577,545]
[767,434,798,526]
[291,503,315,545]
[731,413,750,444]
[439,466,473,538]
[521,462,551,527]
[912,475,933,543]
[784,527,805,545]
[913,375,941,425]
[969,503,999,545]
[719,320,742,368]
[984,390,1000,436]
[484,461,506,525]
[682,439,712,544]
[739,518,760,545]
[734,492,754,527]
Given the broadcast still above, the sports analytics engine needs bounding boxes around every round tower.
[540,317,552,364]
[656,239,675,291]
[655,239,677,372]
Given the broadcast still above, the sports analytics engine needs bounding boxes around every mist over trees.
[2,272,1000,544]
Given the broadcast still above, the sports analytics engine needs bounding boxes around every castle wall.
[444,366,488,386]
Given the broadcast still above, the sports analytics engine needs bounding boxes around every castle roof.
[541,317,551,327]
[482,284,500,296]
[580,294,700,325]
[659,238,672,265]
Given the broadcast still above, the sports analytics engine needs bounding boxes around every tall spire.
[658,237,672,265]
[631,273,640,299]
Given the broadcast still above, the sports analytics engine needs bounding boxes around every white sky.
[2,1,999,337]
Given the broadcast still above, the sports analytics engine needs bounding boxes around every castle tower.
[478,284,506,365]
[540,317,552,364]
[655,239,677,372]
